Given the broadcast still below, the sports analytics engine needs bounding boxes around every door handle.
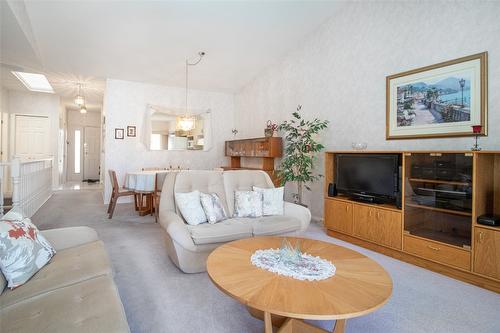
[478,232,485,243]
[427,245,440,251]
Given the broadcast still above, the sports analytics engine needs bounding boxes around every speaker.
[395,191,402,209]
[328,183,337,197]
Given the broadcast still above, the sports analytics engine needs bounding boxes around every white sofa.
[158,170,311,273]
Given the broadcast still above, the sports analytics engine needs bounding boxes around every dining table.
[124,170,169,216]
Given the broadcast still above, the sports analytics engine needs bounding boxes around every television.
[335,154,400,204]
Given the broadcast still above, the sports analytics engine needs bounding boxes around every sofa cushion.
[174,171,229,216]
[233,190,263,218]
[175,191,207,226]
[40,226,99,251]
[252,215,302,236]
[0,240,111,308]
[200,192,227,224]
[0,275,130,333]
[253,186,284,216]
[223,170,274,216]
[0,216,56,289]
[187,218,253,245]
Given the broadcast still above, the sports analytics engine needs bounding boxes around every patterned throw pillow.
[234,191,263,218]
[0,216,56,289]
[253,186,284,216]
[175,191,208,225]
[200,193,227,224]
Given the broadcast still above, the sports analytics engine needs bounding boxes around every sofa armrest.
[158,211,197,252]
[284,202,311,232]
[40,226,99,251]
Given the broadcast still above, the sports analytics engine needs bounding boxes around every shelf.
[325,195,401,212]
[405,202,472,216]
[409,178,471,186]
[474,224,500,232]
[405,227,471,249]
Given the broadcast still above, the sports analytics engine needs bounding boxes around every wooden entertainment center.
[324,151,500,292]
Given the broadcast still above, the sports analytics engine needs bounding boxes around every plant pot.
[264,129,274,137]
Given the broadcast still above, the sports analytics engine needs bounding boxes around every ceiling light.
[177,116,195,132]
[177,51,205,132]
[11,71,54,93]
[80,105,87,114]
[74,83,85,106]
[75,95,85,106]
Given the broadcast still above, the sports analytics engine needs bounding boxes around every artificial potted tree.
[277,105,329,206]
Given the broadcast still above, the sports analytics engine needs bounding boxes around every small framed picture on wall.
[115,128,124,139]
[127,126,136,137]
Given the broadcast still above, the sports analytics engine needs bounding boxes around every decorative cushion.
[234,191,263,218]
[0,216,56,289]
[253,186,284,216]
[200,192,227,224]
[175,190,207,225]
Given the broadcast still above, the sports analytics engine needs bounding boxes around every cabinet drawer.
[404,235,470,270]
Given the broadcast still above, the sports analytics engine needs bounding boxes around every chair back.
[155,171,168,193]
[108,170,119,194]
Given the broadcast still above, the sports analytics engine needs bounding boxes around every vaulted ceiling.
[1,1,338,109]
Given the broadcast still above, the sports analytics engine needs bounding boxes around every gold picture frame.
[386,52,487,139]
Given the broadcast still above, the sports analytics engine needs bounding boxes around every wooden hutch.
[324,150,500,292]
[222,137,282,185]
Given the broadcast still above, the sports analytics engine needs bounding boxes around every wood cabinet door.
[374,209,403,250]
[474,228,500,279]
[324,200,353,235]
[353,204,375,241]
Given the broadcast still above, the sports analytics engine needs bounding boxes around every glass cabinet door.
[404,152,473,248]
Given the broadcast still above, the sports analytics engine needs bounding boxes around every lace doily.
[250,248,336,281]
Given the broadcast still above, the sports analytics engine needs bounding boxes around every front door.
[83,126,100,180]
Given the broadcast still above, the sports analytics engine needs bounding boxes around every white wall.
[0,88,9,162]
[234,1,500,220]
[6,90,62,187]
[103,79,235,203]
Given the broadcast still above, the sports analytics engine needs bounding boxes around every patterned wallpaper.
[234,1,500,220]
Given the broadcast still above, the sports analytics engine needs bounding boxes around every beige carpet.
[32,189,500,333]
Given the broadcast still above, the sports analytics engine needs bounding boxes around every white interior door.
[83,126,100,180]
[14,115,50,159]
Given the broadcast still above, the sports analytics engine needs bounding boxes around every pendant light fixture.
[80,104,87,114]
[177,51,205,132]
[74,83,85,106]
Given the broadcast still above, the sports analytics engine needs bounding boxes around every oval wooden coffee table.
[207,237,392,333]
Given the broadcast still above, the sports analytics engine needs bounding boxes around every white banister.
[10,158,53,218]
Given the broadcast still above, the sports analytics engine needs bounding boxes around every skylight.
[11,71,54,93]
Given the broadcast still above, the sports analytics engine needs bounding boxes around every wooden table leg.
[264,311,273,333]
[333,319,346,333]
[137,192,154,216]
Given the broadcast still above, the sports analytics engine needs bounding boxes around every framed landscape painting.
[386,52,487,139]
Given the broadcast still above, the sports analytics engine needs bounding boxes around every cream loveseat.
[158,170,311,273]
[0,221,130,333]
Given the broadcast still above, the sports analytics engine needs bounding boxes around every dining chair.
[108,170,138,219]
[153,171,168,222]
